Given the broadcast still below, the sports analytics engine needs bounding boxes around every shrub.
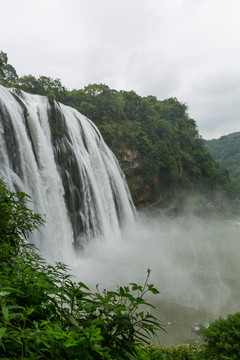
[202,312,240,359]
[136,343,205,360]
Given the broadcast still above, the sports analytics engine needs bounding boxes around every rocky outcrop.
[119,150,141,171]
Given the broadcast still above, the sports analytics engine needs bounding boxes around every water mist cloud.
[72,214,240,311]
[71,213,240,344]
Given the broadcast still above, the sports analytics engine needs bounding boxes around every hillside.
[205,132,240,182]
[64,85,231,208]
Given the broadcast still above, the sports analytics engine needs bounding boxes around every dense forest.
[205,132,240,182]
[1,50,239,210]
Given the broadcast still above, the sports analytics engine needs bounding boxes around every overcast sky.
[1,0,240,139]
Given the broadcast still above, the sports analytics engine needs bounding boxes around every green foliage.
[12,75,68,102]
[0,51,18,85]
[202,312,240,360]
[63,84,238,206]
[0,179,44,256]
[136,344,205,359]
[0,51,8,71]
[0,180,164,359]
[64,83,229,204]
[205,132,240,182]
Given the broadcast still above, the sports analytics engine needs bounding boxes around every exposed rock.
[120,150,141,170]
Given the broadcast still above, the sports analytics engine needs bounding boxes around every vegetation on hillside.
[205,132,240,182]
[1,50,238,209]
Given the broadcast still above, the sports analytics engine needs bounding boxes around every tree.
[13,75,68,102]
[203,313,240,359]
[0,51,18,85]
[0,51,8,75]
[0,179,44,257]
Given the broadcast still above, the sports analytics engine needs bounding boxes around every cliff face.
[119,150,141,171]
[119,149,172,208]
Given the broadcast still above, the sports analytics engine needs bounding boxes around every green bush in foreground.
[202,312,240,360]
[0,179,164,359]
[136,313,240,360]
[136,344,205,360]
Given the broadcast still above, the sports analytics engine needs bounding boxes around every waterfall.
[0,85,135,262]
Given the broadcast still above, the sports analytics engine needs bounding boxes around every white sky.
[1,0,240,139]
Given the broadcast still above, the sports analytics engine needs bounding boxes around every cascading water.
[0,85,135,263]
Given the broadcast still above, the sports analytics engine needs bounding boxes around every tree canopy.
[205,132,240,182]
[0,51,18,85]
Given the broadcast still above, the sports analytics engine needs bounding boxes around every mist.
[69,212,240,345]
